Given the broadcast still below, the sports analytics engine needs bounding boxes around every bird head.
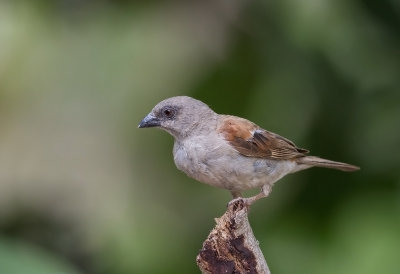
[138,96,217,140]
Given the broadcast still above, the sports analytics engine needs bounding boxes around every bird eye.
[162,107,175,119]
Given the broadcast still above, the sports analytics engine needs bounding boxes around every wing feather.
[218,116,308,160]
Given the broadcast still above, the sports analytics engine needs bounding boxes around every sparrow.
[138,96,359,205]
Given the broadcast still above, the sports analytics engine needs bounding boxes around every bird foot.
[228,185,271,208]
[227,197,257,210]
[227,197,249,211]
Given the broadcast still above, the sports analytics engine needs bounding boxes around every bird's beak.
[138,113,161,128]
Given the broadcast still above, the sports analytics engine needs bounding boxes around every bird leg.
[228,185,272,207]
[231,191,243,199]
[227,191,244,208]
[243,184,272,206]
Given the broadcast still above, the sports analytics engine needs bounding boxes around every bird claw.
[227,197,254,211]
[228,197,243,206]
[228,197,243,209]
[228,189,268,209]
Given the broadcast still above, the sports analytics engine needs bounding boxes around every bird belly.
[204,156,295,192]
[173,139,296,192]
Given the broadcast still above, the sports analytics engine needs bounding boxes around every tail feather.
[297,156,360,172]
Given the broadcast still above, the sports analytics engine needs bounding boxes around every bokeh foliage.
[0,0,399,273]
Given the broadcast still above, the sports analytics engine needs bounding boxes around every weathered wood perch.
[197,198,270,274]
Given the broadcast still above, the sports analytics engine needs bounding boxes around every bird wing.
[218,116,309,160]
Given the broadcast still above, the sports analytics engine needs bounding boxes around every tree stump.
[197,198,270,274]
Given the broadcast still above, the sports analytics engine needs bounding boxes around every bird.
[138,96,359,205]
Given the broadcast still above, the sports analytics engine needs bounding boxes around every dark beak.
[138,114,160,128]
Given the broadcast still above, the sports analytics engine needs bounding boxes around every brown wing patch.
[218,116,256,142]
[218,116,308,160]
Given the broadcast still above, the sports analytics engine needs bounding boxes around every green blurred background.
[0,0,399,273]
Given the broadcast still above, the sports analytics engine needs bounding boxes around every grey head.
[138,96,217,140]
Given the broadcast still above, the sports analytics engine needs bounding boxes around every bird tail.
[296,156,360,172]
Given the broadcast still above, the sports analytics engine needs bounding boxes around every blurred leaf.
[0,238,80,274]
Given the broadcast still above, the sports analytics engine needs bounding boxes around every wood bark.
[196,198,270,274]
